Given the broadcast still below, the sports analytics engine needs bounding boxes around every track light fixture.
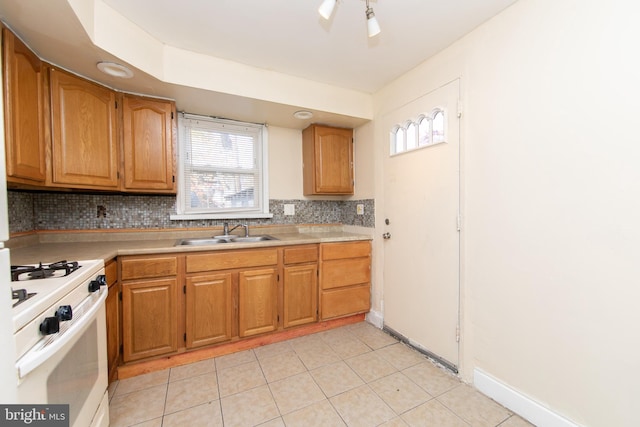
[365,0,381,37]
[318,0,337,20]
[318,0,381,38]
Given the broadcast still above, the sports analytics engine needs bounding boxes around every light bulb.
[366,7,381,37]
[318,0,336,20]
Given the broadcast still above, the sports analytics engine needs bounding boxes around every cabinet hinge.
[277,274,280,282]
[171,111,174,120]
[172,175,175,183]
[277,314,279,322]
[119,344,123,354]
[456,325,460,343]
[119,292,122,301]
[183,285,186,294]
[456,213,462,232]
[184,333,187,342]
[115,100,118,109]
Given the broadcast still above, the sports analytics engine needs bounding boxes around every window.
[390,107,446,156]
[173,114,270,219]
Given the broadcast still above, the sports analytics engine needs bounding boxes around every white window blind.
[174,114,270,218]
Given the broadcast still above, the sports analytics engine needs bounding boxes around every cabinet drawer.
[321,258,370,290]
[105,259,117,287]
[321,241,370,260]
[120,256,177,280]
[187,249,278,273]
[284,245,318,265]
[321,285,370,320]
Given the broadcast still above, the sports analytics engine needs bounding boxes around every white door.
[382,79,460,370]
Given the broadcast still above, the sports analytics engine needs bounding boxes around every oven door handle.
[15,288,108,379]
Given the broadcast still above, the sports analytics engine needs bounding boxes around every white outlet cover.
[284,204,295,215]
[356,204,365,215]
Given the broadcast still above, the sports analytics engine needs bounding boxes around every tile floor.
[108,322,534,427]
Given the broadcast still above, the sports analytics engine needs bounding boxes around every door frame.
[377,77,464,373]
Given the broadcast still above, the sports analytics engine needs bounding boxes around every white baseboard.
[365,310,383,328]
[474,368,580,427]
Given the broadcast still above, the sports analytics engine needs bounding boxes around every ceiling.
[0,0,518,128]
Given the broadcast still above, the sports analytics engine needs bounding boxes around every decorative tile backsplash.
[7,191,375,234]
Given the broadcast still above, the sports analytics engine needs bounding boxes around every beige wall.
[269,124,375,201]
[267,126,304,199]
[371,0,640,425]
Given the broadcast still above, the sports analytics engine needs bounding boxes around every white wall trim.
[474,368,581,427]
[365,309,383,328]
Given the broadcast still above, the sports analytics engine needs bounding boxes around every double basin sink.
[176,235,278,246]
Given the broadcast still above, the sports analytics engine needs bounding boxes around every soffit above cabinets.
[0,0,519,129]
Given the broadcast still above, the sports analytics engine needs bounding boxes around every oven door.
[15,290,109,427]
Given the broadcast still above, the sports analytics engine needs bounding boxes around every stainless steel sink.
[230,235,278,242]
[176,238,228,246]
[175,235,278,246]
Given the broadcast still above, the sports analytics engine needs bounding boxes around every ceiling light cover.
[96,61,134,78]
[318,0,337,19]
[293,110,314,120]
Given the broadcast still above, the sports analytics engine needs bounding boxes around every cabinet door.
[185,273,233,348]
[122,278,179,362]
[49,69,118,189]
[283,264,318,328]
[122,95,176,192]
[2,28,46,184]
[238,268,278,337]
[303,125,354,195]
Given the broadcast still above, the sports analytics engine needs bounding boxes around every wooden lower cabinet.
[104,259,119,382]
[185,273,233,348]
[118,242,370,366]
[283,245,318,328]
[320,241,372,320]
[238,268,278,337]
[122,278,179,362]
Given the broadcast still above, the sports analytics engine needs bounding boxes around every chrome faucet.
[222,222,249,237]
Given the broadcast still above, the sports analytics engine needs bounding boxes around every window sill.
[170,212,274,221]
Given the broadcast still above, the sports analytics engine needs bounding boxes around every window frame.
[171,113,272,220]
[389,107,447,156]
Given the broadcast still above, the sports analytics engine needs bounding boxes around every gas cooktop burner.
[11,260,81,282]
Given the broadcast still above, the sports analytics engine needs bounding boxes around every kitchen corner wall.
[7,191,374,234]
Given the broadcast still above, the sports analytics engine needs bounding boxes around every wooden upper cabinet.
[122,95,176,193]
[2,28,46,184]
[49,68,118,189]
[302,124,354,195]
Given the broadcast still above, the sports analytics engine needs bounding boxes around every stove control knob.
[40,317,60,335]
[88,275,107,293]
[55,305,73,321]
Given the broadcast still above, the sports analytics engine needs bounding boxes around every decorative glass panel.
[432,110,445,143]
[406,122,417,150]
[418,115,430,146]
[393,126,405,154]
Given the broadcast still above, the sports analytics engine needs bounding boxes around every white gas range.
[10,259,110,427]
